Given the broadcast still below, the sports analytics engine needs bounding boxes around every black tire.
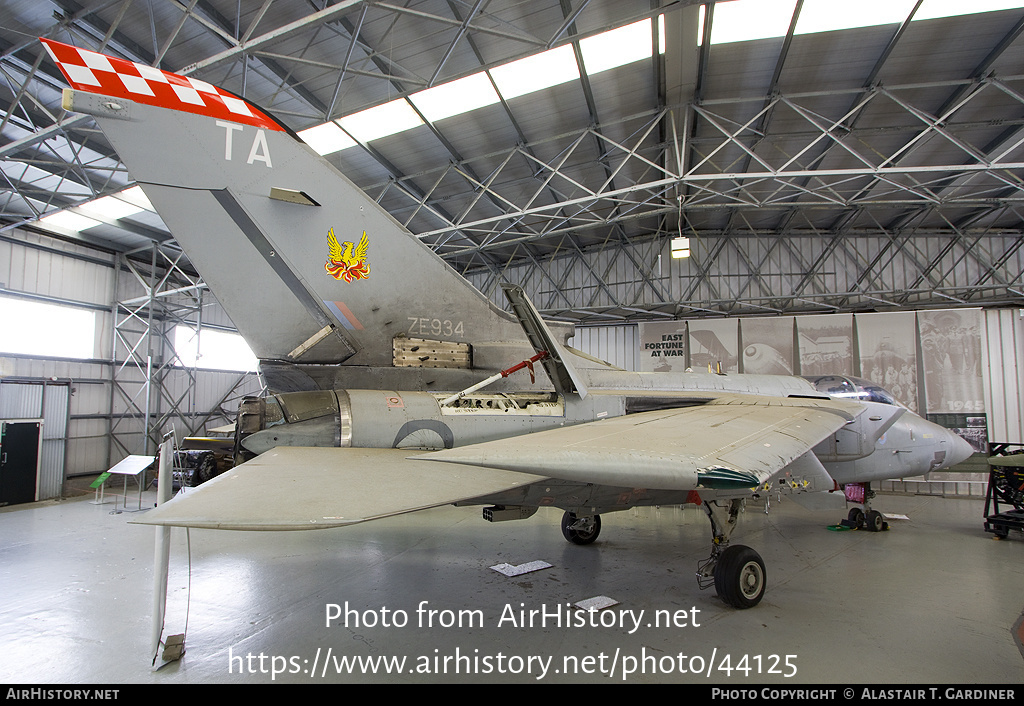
[561,511,601,545]
[714,545,767,609]
[848,507,865,530]
[866,509,885,532]
[194,452,217,485]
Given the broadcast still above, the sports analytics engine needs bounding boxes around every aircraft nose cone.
[947,430,975,467]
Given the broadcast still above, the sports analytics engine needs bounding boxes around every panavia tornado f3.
[44,38,974,609]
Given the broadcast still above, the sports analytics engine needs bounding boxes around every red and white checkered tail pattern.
[40,38,285,133]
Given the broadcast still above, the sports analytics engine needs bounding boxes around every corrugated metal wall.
[40,385,68,499]
[2,229,262,483]
[2,228,115,482]
[982,309,1024,444]
[571,325,638,371]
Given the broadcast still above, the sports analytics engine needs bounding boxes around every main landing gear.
[697,498,767,609]
[557,500,767,609]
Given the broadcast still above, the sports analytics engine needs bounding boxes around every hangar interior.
[1,0,1023,684]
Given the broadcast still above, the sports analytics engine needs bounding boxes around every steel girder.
[421,77,1024,319]
[108,243,261,459]
[0,1,685,248]
[0,1,1022,323]
[404,80,1024,246]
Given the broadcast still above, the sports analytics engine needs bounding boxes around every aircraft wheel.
[714,545,766,609]
[848,507,865,529]
[866,510,885,532]
[561,512,601,545]
[194,452,217,485]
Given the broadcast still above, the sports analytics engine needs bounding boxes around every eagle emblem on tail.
[325,228,370,282]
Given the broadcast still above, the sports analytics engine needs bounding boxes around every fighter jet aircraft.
[41,39,974,609]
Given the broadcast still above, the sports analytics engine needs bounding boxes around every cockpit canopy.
[802,375,902,407]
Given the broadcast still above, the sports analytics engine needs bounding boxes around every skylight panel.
[219,0,1024,157]
[916,0,1024,20]
[701,0,1024,45]
[117,185,155,212]
[39,210,102,232]
[337,99,424,144]
[79,194,144,220]
[297,121,356,155]
[579,18,653,74]
[490,45,580,100]
[410,73,501,123]
[795,0,920,35]
[706,0,798,45]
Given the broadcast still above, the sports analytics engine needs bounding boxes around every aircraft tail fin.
[43,38,556,389]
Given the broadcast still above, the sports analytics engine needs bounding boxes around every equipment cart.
[984,454,1024,539]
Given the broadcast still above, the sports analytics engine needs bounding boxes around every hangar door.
[0,382,69,500]
[0,421,40,506]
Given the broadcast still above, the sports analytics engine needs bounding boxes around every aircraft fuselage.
[238,371,973,502]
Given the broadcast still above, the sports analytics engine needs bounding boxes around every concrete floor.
[1,487,1022,684]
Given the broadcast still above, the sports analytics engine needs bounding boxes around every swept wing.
[133,396,853,530]
[134,447,545,530]
[426,396,854,490]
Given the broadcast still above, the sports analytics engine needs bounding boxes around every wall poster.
[739,317,794,374]
[917,309,984,415]
[637,321,687,373]
[688,319,739,373]
[796,314,854,376]
[855,311,918,411]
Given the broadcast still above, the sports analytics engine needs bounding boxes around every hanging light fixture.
[671,236,688,259]
[671,236,690,258]
[672,194,692,258]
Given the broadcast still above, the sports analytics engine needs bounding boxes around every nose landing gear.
[843,483,889,532]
